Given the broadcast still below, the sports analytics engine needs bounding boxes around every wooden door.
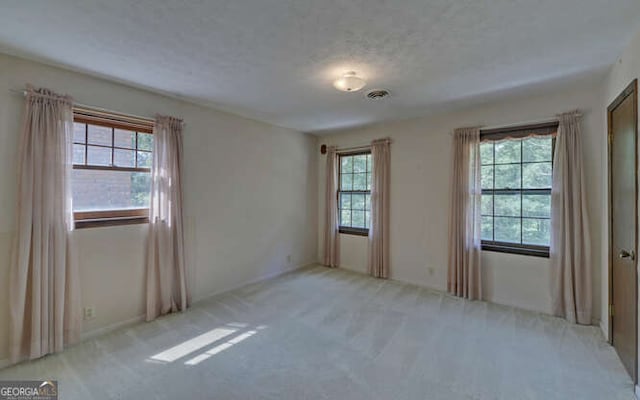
[609,79,638,383]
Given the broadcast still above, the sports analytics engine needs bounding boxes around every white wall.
[317,80,605,320]
[604,26,640,375]
[0,53,318,363]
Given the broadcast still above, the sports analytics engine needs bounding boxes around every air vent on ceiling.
[366,89,390,100]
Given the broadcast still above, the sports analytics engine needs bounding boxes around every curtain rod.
[479,111,582,132]
[319,143,370,155]
[450,113,583,136]
[336,144,371,153]
[9,88,156,123]
[479,117,560,132]
[320,138,392,155]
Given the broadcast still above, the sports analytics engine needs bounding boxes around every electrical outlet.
[83,306,96,320]
[287,255,292,264]
[428,267,435,276]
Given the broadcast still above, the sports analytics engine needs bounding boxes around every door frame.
[607,79,638,383]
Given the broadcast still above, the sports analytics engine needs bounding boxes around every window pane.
[494,194,521,217]
[72,169,151,211]
[523,137,552,162]
[336,152,371,231]
[340,209,351,226]
[114,149,135,168]
[494,217,520,243]
[137,151,152,168]
[353,155,367,173]
[481,194,493,215]
[353,173,367,190]
[523,218,550,246]
[494,164,521,189]
[340,173,352,191]
[73,144,85,164]
[480,134,553,251]
[480,143,493,165]
[137,133,153,151]
[73,122,86,143]
[114,129,136,149]
[131,172,152,208]
[87,145,111,166]
[481,166,494,189]
[522,162,552,189]
[341,156,353,173]
[340,193,351,210]
[352,210,365,228]
[87,124,112,146]
[522,194,551,218]
[481,216,493,241]
[352,194,365,210]
[494,140,521,164]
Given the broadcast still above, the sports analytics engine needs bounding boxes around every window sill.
[75,216,149,229]
[339,227,369,237]
[481,243,549,258]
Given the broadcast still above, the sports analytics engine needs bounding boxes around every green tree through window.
[338,152,372,235]
[480,134,553,256]
[132,132,153,208]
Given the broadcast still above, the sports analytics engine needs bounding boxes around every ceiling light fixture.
[333,71,366,92]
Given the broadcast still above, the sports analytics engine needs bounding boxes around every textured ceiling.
[1,0,640,133]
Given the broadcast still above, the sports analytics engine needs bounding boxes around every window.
[480,123,557,257]
[338,152,372,235]
[71,108,154,228]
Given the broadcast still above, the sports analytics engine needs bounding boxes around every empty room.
[1,1,640,399]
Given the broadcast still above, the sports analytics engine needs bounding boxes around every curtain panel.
[145,115,190,321]
[447,127,482,300]
[323,146,340,267]
[9,86,81,363]
[368,138,391,278]
[550,111,592,325]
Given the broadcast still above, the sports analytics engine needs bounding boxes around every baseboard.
[83,261,315,340]
[389,275,445,294]
[600,319,610,343]
[337,263,368,276]
[336,266,606,329]
[337,264,445,294]
[0,262,315,371]
[193,261,315,304]
[80,314,146,341]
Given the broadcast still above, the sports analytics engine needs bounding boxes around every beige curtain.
[323,146,340,267]
[9,86,81,363]
[447,127,482,300]
[145,115,190,321]
[368,138,391,278]
[551,111,591,324]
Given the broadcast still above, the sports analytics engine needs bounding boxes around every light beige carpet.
[0,265,634,399]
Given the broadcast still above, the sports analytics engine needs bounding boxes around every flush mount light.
[333,71,366,92]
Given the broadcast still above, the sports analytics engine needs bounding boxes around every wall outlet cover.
[83,306,96,320]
